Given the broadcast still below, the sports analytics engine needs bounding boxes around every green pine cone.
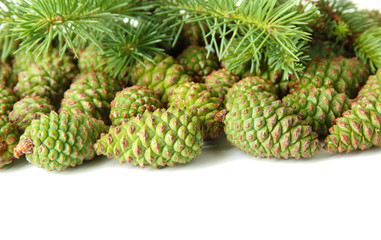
[60,89,103,120]
[183,23,207,46]
[95,107,203,168]
[242,65,283,85]
[177,45,219,82]
[241,65,287,96]
[0,117,20,169]
[0,62,17,88]
[290,57,369,98]
[60,71,120,122]
[78,47,106,72]
[324,97,381,153]
[310,17,335,41]
[356,69,381,100]
[38,48,77,84]
[14,110,108,171]
[168,82,224,140]
[14,48,77,86]
[224,93,321,159]
[325,70,381,152]
[225,76,278,109]
[14,64,65,101]
[0,85,18,116]
[130,54,192,104]
[204,69,240,100]
[9,96,55,132]
[308,40,348,60]
[282,88,350,136]
[110,86,162,126]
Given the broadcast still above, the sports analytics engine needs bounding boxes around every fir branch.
[354,27,381,72]
[101,21,170,79]
[0,1,18,61]
[2,0,151,58]
[312,0,379,72]
[159,0,317,76]
[313,0,377,41]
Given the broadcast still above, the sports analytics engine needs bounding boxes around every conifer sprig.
[354,27,381,72]
[312,0,381,71]
[102,21,171,79]
[315,0,376,39]
[0,0,152,58]
[0,0,18,61]
[159,0,317,77]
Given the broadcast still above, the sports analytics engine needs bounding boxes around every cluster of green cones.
[1,26,381,171]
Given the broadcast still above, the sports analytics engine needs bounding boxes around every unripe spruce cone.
[13,48,77,82]
[95,107,203,169]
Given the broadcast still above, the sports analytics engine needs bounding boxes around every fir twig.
[312,0,380,72]
[102,21,171,79]
[159,0,317,77]
[354,27,381,72]
[0,0,18,61]
[1,0,152,58]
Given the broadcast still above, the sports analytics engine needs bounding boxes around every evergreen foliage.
[0,0,380,77]
[311,0,381,71]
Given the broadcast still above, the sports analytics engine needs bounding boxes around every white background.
[1,1,381,240]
